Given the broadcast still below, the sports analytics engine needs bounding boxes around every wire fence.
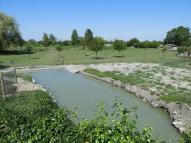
[0,68,17,100]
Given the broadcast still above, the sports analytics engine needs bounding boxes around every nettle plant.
[1,93,157,143]
[75,97,156,143]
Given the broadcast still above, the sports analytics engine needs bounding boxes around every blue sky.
[0,0,191,41]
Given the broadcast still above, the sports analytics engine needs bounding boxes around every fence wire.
[0,68,17,99]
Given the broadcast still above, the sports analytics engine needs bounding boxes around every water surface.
[32,69,180,142]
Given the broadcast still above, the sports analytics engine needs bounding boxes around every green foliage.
[89,37,105,58]
[84,68,145,85]
[127,38,140,47]
[178,47,189,54]
[71,29,80,46]
[0,90,159,143]
[0,90,58,141]
[75,98,156,143]
[178,46,191,57]
[160,95,191,105]
[55,45,63,58]
[113,40,126,57]
[136,41,160,48]
[42,33,50,47]
[85,28,94,48]
[24,44,33,53]
[0,12,23,52]
[164,26,191,46]
[49,33,57,45]
[180,131,191,143]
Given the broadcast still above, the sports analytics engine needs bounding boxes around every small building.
[165,44,178,51]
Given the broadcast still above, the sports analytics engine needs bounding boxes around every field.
[0,47,191,69]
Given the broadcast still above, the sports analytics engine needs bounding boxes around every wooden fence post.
[15,68,18,84]
[0,73,6,101]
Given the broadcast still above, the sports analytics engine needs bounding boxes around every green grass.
[84,68,146,85]
[160,95,191,105]
[1,47,191,69]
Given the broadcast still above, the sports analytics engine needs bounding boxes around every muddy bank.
[81,71,191,133]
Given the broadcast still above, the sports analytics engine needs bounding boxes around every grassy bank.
[1,47,191,70]
[84,68,191,105]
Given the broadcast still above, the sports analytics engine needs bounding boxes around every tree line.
[1,12,191,57]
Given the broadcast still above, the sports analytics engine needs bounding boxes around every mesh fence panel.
[0,68,17,97]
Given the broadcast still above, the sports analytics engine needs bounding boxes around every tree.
[55,45,63,58]
[24,44,33,59]
[161,45,167,59]
[127,38,140,47]
[164,26,191,46]
[71,29,79,46]
[42,33,50,47]
[0,12,23,52]
[113,40,126,57]
[89,37,105,58]
[49,34,57,45]
[80,37,86,55]
[42,33,57,46]
[85,29,93,48]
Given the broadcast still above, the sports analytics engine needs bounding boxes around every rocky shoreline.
[81,71,191,133]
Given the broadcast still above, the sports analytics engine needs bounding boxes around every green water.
[32,69,180,142]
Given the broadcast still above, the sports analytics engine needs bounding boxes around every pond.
[32,69,180,143]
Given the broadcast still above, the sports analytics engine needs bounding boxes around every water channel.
[31,68,180,142]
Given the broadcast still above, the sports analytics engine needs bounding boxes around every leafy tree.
[49,33,57,45]
[42,33,50,47]
[113,39,126,57]
[55,45,63,58]
[24,44,33,59]
[85,29,93,48]
[183,39,191,46]
[71,29,79,46]
[89,37,105,58]
[0,12,23,52]
[164,26,191,46]
[127,38,140,47]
